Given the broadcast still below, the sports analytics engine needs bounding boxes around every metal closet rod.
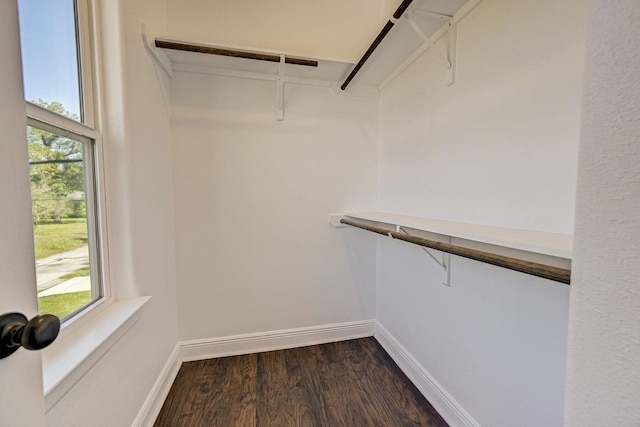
[340,218,571,285]
[154,39,319,67]
[341,0,414,90]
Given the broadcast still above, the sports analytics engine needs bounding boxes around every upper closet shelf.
[331,211,573,260]
[142,27,374,120]
[142,0,475,95]
[341,0,473,89]
[143,32,374,96]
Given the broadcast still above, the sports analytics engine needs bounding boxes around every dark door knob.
[0,312,60,359]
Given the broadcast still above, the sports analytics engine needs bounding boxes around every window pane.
[18,0,83,122]
[28,125,101,321]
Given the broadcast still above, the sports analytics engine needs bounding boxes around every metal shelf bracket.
[141,24,173,78]
[404,13,457,86]
[276,54,285,121]
[398,226,451,286]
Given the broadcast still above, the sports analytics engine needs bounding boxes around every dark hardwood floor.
[154,337,448,427]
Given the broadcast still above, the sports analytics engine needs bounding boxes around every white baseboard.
[132,344,182,427]
[374,322,481,427]
[179,319,376,361]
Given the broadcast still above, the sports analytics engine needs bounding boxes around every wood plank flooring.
[154,337,448,427]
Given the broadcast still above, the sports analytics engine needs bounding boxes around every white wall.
[171,74,378,340]
[44,0,179,425]
[379,0,585,233]
[565,2,640,425]
[376,0,586,425]
[165,0,391,63]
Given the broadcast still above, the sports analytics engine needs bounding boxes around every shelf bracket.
[404,14,457,86]
[140,24,172,116]
[141,24,173,78]
[276,54,285,121]
[398,226,451,287]
[412,9,453,20]
[447,21,457,87]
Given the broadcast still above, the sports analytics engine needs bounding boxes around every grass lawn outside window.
[34,217,92,320]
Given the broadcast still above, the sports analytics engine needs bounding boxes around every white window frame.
[20,0,151,410]
[23,0,111,331]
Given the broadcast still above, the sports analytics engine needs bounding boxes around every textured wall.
[0,1,47,425]
[565,1,640,425]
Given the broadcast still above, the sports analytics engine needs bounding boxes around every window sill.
[41,296,151,411]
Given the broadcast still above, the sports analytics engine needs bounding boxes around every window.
[18,0,106,323]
